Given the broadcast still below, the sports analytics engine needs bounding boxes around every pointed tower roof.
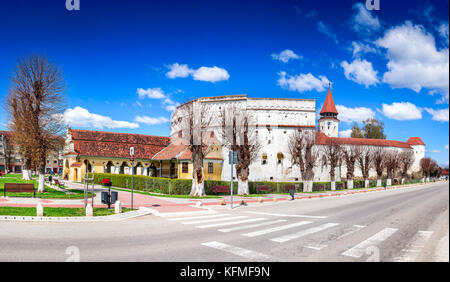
[320,86,338,115]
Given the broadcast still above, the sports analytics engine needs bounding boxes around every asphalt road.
[0,182,448,262]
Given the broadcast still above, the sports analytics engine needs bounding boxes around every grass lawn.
[0,206,133,217]
[0,175,94,199]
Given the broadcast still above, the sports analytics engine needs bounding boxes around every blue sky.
[0,0,448,166]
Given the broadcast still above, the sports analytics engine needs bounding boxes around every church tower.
[319,85,339,137]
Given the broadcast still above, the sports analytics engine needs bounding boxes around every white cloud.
[317,21,338,44]
[134,116,169,125]
[429,150,441,153]
[351,3,381,34]
[271,49,301,63]
[438,23,449,41]
[445,145,449,150]
[424,108,449,122]
[375,22,449,102]
[277,71,330,93]
[162,97,180,112]
[165,63,193,78]
[165,63,229,82]
[192,66,230,82]
[64,107,139,129]
[137,88,166,99]
[335,105,375,123]
[351,41,377,58]
[381,102,423,121]
[340,59,379,87]
[339,129,352,138]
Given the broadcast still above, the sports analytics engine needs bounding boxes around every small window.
[208,162,213,174]
[182,162,188,173]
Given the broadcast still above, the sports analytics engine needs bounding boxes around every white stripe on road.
[183,216,248,225]
[392,231,433,262]
[271,223,340,243]
[341,228,398,258]
[197,218,267,229]
[304,243,328,250]
[242,221,312,237]
[245,211,327,219]
[336,225,367,240]
[218,219,288,233]
[201,241,273,262]
[168,213,230,221]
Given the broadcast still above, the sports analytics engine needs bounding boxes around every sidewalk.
[1,180,446,215]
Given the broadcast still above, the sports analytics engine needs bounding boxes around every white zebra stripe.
[183,216,247,225]
[242,221,312,237]
[218,219,288,233]
[341,228,398,258]
[197,218,267,229]
[201,241,273,262]
[168,213,230,221]
[271,223,340,243]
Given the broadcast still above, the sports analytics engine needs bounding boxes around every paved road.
[0,182,448,262]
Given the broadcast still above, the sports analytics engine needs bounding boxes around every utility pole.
[130,147,135,210]
[229,151,237,209]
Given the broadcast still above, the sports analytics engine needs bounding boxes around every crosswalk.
[163,211,434,262]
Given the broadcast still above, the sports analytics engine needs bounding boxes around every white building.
[170,89,425,183]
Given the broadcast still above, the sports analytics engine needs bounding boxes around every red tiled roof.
[319,87,338,115]
[152,143,187,160]
[71,162,83,168]
[69,129,170,159]
[315,132,412,149]
[406,137,425,146]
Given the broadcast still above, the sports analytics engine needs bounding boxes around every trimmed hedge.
[89,173,425,196]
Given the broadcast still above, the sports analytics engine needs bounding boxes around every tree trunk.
[347,179,354,189]
[303,180,313,192]
[386,178,392,186]
[38,162,46,193]
[377,179,382,187]
[190,178,205,197]
[22,159,32,180]
[330,181,336,191]
[364,180,369,188]
[237,177,249,195]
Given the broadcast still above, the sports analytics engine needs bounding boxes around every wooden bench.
[54,179,65,188]
[4,183,35,197]
[212,185,230,194]
[255,185,270,193]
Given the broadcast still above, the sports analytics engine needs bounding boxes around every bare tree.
[5,55,66,192]
[219,105,261,195]
[420,157,437,181]
[385,150,401,185]
[321,138,342,190]
[372,146,387,187]
[0,133,14,174]
[399,150,414,183]
[342,145,358,188]
[172,100,212,196]
[288,129,317,192]
[356,146,373,188]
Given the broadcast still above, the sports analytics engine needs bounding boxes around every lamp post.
[130,147,135,210]
[229,151,237,209]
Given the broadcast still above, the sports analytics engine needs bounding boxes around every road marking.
[183,216,248,225]
[168,213,230,221]
[304,243,328,250]
[201,241,273,262]
[245,211,327,219]
[218,219,288,233]
[242,221,312,237]
[341,228,398,258]
[271,223,340,243]
[197,218,267,229]
[392,231,433,262]
[336,225,367,240]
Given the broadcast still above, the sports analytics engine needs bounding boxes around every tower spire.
[319,85,338,116]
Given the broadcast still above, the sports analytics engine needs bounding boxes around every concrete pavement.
[0,181,448,262]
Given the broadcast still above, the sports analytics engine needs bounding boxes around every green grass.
[0,206,133,217]
[0,175,94,199]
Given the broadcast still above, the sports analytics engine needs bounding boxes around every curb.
[0,207,154,222]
